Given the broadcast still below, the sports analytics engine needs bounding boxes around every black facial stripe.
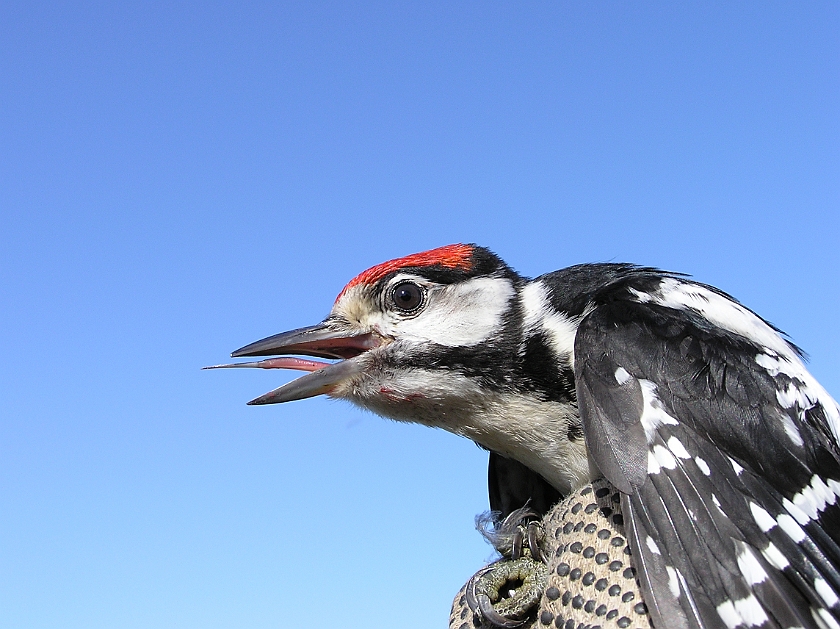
[381,284,577,403]
[393,339,577,404]
[398,343,520,392]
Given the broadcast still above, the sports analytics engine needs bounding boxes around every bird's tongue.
[206,324,380,404]
[204,356,332,372]
[205,355,363,405]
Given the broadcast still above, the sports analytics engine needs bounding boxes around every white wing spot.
[814,607,840,629]
[647,450,661,475]
[734,594,770,627]
[719,593,771,628]
[783,497,813,525]
[729,457,745,476]
[653,444,678,470]
[815,577,840,608]
[792,475,837,521]
[638,380,679,442]
[792,489,820,521]
[646,535,661,555]
[666,566,680,597]
[812,476,838,508]
[756,352,840,445]
[749,502,777,533]
[776,381,813,411]
[778,411,805,447]
[777,513,807,543]
[628,287,652,303]
[614,367,631,384]
[667,436,691,459]
[736,544,768,585]
[762,543,790,571]
[716,600,740,629]
[695,456,711,476]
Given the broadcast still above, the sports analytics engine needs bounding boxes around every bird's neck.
[458,392,593,496]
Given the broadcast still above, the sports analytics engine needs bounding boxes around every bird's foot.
[467,507,549,627]
[478,505,546,562]
[465,556,548,628]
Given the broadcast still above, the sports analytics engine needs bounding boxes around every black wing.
[574,285,840,629]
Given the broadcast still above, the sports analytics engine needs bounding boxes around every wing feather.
[623,493,700,629]
[574,285,840,629]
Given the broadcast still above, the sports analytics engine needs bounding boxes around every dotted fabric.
[450,479,652,629]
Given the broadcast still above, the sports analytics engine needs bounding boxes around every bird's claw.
[477,505,545,561]
[526,521,543,563]
[497,507,544,562]
[465,556,548,628]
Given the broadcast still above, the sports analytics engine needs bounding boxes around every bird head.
[209,244,532,426]
[208,244,597,492]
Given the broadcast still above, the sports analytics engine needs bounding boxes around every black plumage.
[568,268,840,629]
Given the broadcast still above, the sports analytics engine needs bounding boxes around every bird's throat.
[344,367,592,496]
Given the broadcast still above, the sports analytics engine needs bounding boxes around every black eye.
[391,282,424,312]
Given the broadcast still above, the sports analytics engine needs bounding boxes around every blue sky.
[1,2,838,628]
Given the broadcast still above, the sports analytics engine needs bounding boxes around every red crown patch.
[336,244,474,302]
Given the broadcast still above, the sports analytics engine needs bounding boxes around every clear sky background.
[1,3,838,628]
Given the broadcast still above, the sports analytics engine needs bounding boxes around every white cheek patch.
[332,276,515,348]
[394,277,515,347]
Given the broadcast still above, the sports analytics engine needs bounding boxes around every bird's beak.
[204,322,383,405]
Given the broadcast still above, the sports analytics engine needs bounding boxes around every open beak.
[204,322,382,405]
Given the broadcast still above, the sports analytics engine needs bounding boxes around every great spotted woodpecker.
[211,244,840,629]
